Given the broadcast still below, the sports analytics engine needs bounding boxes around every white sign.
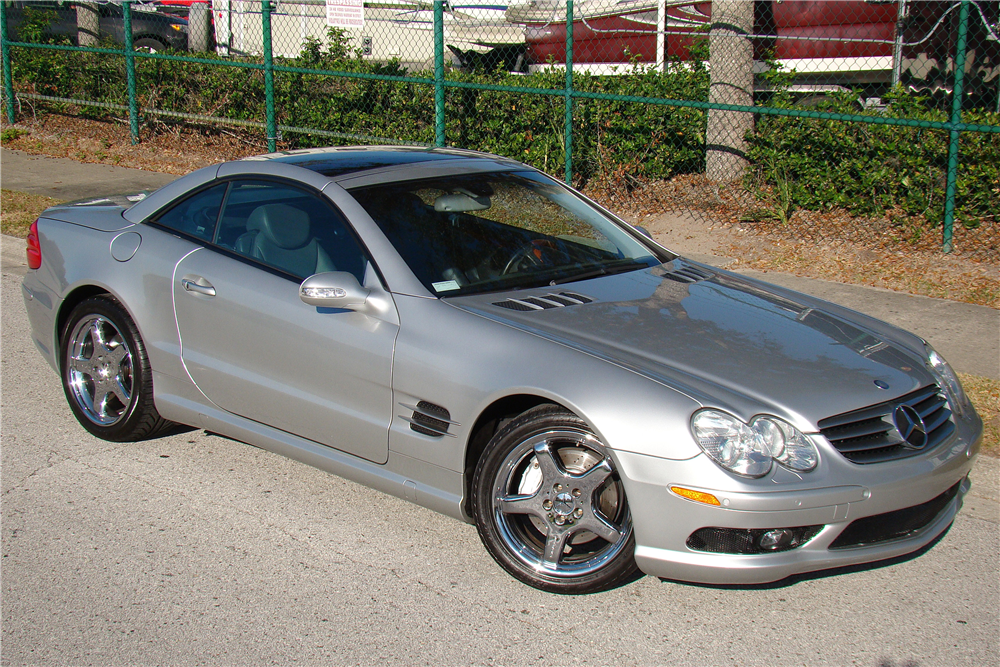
[326,0,364,29]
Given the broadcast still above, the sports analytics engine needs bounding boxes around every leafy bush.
[748,90,1000,227]
[7,24,998,227]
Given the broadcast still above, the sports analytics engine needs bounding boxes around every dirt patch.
[2,111,998,308]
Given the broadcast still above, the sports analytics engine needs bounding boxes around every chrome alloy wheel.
[491,428,632,577]
[65,314,135,426]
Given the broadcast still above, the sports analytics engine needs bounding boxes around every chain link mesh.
[2,1,998,250]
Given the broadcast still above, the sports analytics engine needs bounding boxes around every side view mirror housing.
[299,271,370,309]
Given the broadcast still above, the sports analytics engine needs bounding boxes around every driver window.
[219,180,369,283]
[152,183,227,242]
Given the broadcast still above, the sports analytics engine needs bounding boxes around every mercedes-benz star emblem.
[893,404,928,449]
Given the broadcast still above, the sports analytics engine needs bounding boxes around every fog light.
[687,525,823,554]
[759,529,794,551]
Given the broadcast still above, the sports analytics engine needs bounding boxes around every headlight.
[924,343,968,416]
[691,410,818,478]
[752,417,818,472]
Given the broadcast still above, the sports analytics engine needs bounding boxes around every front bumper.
[615,422,980,585]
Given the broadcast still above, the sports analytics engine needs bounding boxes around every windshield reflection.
[349,171,662,296]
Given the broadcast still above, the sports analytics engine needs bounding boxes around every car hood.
[453,260,934,429]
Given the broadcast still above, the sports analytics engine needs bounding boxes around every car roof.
[124,146,529,223]
[243,146,516,178]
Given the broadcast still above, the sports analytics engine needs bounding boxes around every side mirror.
[299,272,370,309]
[633,225,653,240]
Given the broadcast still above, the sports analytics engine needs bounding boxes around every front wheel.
[472,405,639,594]
[61,296,172,441]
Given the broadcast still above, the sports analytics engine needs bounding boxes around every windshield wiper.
[550,260,652,285]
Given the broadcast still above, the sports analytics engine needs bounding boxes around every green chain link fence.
[2,1,998,252]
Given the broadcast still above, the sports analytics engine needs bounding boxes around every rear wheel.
[61,297,172,441]
[472,404,639,594]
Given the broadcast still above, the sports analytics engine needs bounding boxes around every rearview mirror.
[300,272,370,309]
[434,192,490,212]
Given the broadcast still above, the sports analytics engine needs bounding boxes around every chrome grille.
[818,385,954,464]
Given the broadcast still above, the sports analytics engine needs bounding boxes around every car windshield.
[350,170,663,296]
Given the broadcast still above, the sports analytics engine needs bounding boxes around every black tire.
[133,38,167,53]
[472,404,639,594]
[61,296,173,442]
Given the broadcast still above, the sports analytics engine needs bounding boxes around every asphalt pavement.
[1,148,999,666]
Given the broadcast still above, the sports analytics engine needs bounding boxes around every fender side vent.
[399,401,459,438]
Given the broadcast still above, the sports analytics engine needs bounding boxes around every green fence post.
[942,0,971,253]
[1,2,15,124]
[564,0,573,185]
[122,1,140,144]
[262,0,277,152]
[434,1,445,148]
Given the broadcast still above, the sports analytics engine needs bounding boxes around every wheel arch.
[55,285,126,371]
[463,393,569,517]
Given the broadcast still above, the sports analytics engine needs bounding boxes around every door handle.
[181,278,216,297]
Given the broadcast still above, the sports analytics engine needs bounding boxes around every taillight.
[26,219,42,270]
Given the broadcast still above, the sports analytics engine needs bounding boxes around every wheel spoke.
[92,385,112,418]
[542,527,571,566]
[531,441,564,484]
[498,493,544,519]
[68,356,92,375]
[88,320,106,348]
[572,456,614,496]
[110,377,131,406]
[577,511,624,544]
[107,342,129,368]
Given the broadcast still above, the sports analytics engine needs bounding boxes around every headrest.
[247,204,310,249]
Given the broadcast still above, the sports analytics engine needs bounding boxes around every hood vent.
[663,265,715,284]
[493,292,594,311]
[399,401,459,438]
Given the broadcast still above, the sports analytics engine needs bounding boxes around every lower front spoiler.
[633,475,970,586]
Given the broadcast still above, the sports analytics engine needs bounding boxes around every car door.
[164,178,398,464]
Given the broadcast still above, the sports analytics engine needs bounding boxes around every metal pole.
[434,1,445,148]
[564,0,574,185]
[891,0,908,88]
[262,0,277,152]
[1,2,15,124]
[942,0,970,253]
[656,0,666,73]
[122,1,140,144]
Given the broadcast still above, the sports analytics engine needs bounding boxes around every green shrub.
[7,27,998,227]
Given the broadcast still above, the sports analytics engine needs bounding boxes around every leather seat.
[237,203,335,278]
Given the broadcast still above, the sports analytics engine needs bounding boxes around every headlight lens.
[924,344,968,416]
[692,410,818,477]
[752,417,818,472]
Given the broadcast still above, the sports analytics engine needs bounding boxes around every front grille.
[829,482,960,549]
[818,385,954,464]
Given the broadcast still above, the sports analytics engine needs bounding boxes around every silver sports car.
[22,146,982,593]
